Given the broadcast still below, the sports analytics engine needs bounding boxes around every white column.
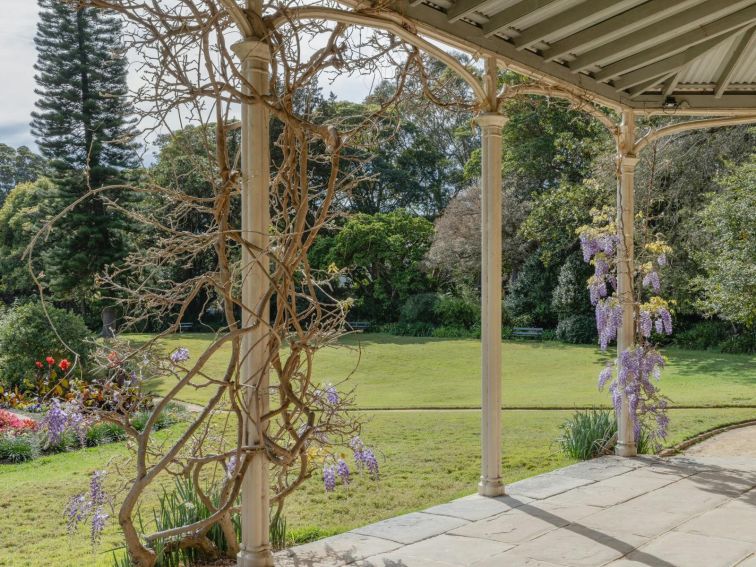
[232,38,275,567]
[477,112,508,497]
[615,111,638,458]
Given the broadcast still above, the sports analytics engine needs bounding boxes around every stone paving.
[276,455,756,566]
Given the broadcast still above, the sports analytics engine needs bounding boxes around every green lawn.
[3,408,756,567]
[140,333,756,409]
[2,333,754,567]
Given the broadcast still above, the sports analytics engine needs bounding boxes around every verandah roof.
[395,0,756,114]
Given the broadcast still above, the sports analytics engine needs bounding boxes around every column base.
[237,547,274,567]
[478,477,506,497]
[615,442,638,457]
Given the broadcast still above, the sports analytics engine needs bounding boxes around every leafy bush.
[674,320,731,350]
[720,332,756,354]
[541,329,557,341]
[558,409,617,460]
[86,422,127,447]
[0,301,93,388]
[399,293,440,325]
[434,294,480,329]
[379,322,435,337]
[556,314,597,344]
[432,326,474,338]
[0,434,39,463]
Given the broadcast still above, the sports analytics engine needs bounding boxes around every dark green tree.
[31,0,138,306]
[0,144,48,203]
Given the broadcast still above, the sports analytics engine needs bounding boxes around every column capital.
[475,112,508,129]
[617,154,639,172]
[232,39,271,63]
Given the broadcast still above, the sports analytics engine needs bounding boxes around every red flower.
[59,359,71,372]
[45,356,55,366]
[35,361,44,369]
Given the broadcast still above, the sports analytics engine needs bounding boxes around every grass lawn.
[2,407,756,567]
[139,333,756,409]
[2,333,753,566]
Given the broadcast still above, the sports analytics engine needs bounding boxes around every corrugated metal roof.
[400,0,756,111]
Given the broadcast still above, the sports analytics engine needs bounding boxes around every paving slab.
[674,498,756,544]
[352,511,469,545]
[736,554,756,566]
[579,499,691,539]
[554,458,637,482]
[508,523,649,566]
[355,534,515,566]
[606,531,755,567]
[506,471,594,500]
[423,493,531,522]
[275,532,402,566]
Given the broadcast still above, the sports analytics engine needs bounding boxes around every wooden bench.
[347,321,370,332]
[179,322,194,333]
[512,327,544,339]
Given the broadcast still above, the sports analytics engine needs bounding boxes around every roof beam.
[481,0,557,38]
[446,0,491,23]
[628,72,676,98]
[569,0,753,72]
[715,26,756,97]
[661,63,690,96]
[512,0,633,51]
[593,7,756,81]
[612,32,738,91]
[542,0,697,62]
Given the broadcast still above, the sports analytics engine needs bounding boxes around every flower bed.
[0,409,37,435]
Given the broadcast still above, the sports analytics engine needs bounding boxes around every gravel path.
[683,424,756,458]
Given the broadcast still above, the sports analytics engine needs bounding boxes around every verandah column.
[477,111,508,496]
[232,30,275,567]
[615,110,638,458]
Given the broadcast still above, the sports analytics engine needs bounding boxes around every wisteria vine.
[578,208,672,447]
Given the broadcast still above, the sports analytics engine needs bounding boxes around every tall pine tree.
[31,0,138,306]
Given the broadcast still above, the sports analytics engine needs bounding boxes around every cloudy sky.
[0,2,375,155]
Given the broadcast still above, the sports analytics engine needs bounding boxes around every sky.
[0,2,378,155]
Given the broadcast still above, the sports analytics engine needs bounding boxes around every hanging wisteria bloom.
[336,458,350,485]
[42,399,68,445]
[65,470,109,547]
[170,347,190,364]
[323,464,337,492]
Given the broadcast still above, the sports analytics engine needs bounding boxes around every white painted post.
[615,110,638,458]
[232,35,275,567]
[477,111,508,497]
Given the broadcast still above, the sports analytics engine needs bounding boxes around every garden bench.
[512,327,544,339]
[347,321,370,332]
[179,322,194,333]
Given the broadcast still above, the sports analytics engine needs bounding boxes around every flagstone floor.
[276,454,756,567]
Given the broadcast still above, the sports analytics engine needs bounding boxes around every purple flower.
[362,448,379,480]
[654,318,664,335]
[43,399,68,445]
[598,364,613,390]
[324,384,339,406]
[226,455,238,479]
[642,271,661,293]
[65,470,109,548]
[336,459,350,485]
[639,310,652,338]
[659,308,673,335]
[170,347,190,364]
[657,253,667,267]
[91,510,108,546]
[323,464,336,492]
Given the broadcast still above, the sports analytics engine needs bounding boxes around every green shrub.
[674,320,731,350]
[380,322,435,337]
[0,301,93,388]
[720,332,756,354]
[0,434,39,463]
[86,422,127,446]
[45,429,80,453]
[432,326,474,338]
[541,329,558,341]
[434,294,480,329]
[399,293,440,325]
[501,326,514,340]
[556,314,597,344]
[558,409,617,460]
[131,404,186,433]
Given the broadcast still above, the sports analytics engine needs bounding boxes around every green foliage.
[692,155,756,328]
[432,326,475,338]
[85,422,126,447]
[0,144,48,200]
[0,301,93,388]
[0,434,40,463]
[0,178,52,298]
[558,409,617,460]
[379,322,435,337]
[720,332,756,355]
[399,293,441,325]
[329,210,435,322]
[674,320,732,351]
[433,294,480,329]
[556,315,597,344]
[505,254,558,328]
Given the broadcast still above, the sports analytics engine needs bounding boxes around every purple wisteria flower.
[336,458,350,485]
[170,347,190,364]
[659,308,673,335]
[323,464,336,492]
[324,384,339,406]
[598,364,613,390]
[65,470,109,547]
[657,253,667,267]
[642,271,661,293]
[362,448,379,480]
[226,455,238,479]
[639,310,653,338]
[43,399,68,445]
